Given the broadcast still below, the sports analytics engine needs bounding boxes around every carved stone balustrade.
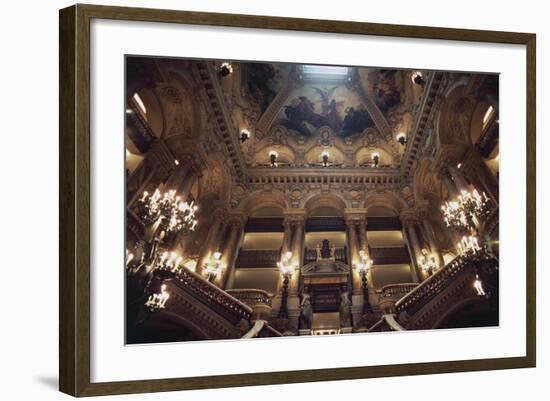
[144,266,254,340]
[227,289,273,321]
[394,248,498,330]
[376,283,419,313]
[304,247,347,264]
[235,249,281,268]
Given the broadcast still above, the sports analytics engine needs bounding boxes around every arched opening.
[232,204,284,294]
[434,297,498,329]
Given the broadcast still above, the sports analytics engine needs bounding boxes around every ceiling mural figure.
[244,63,287,113]
[278,84,374,139]
[372,69,403,113]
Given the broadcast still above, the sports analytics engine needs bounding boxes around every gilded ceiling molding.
[400,72,444,177]
[196,62,247,177]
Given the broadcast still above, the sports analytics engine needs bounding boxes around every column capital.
[283,208,306,225]
[344,208,367,225]
[414,199,430,219]
[433,144,467,171]
[399,208,419,226]
[227,210,247,229]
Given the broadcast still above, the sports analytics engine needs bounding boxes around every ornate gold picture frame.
[59,4,536,397]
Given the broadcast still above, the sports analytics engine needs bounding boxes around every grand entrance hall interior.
[125,57,499,344]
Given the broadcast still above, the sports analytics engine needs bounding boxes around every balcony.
[235,249,281,268]
[369,246,410,265]
[304,247,347,264]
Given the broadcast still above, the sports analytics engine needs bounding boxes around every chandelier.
[441,188,491,232]
[138,188,198,235]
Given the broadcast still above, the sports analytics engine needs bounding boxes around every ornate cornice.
[196,62,247,177]
[401,72,444,177]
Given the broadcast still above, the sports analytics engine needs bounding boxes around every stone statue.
[339,291,352,328]
[315,243,322,261]
[329,246,336,261]
[299,295,313,330]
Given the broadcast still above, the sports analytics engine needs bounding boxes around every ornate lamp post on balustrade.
[354,250,373,313]
[277,251,297,318]
[202,251,224,283]
[418,248,437,277]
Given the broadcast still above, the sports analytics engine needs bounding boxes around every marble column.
[438,165,460,198]
[400,210,422,283]
[221,216,246,289]
[448,164,469,192]
[358,218,368,254]
[463,149,499,204]
[196,208,226,276]
[281,219,293,256]
[346,219,361,291]
[289,217,305,295]
[345,215,365,328]
[163,163,191,191]
[417,206,444,269]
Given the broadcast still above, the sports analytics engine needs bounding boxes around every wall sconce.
[418,248,437,276]
[277,251,297,318]
[321,151,330,167]
[202,251,224,283]
[411,71,425,86]
[218,62,233,77]
[372,153,380,168]
[396,133,407,146]
[269,150,278,167]
[145,283,170,312]
[240,129,250,143]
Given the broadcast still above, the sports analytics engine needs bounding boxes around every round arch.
[364,191,407,216]
[437,84,476,146]
[237,190,288,217]
[302,192,347,215]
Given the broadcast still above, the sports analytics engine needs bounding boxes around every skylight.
[303,65,349,77]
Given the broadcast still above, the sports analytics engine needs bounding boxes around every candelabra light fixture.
[138,188,199,235]
[372,152,380,167]
[441,188,491,232]
[321,151,330,167]
[219,61,233,77]
[240,129,250,143]
[411,70,426,86]
[202,251,224,283]
[145,283,170,312]
[396,132,407,146]
[269,150,278,167]
[278,251,297,318]
[418,248,437,276]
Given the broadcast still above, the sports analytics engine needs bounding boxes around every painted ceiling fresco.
[219,61,424,169]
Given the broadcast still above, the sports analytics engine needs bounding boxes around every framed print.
[59,4,536,397]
